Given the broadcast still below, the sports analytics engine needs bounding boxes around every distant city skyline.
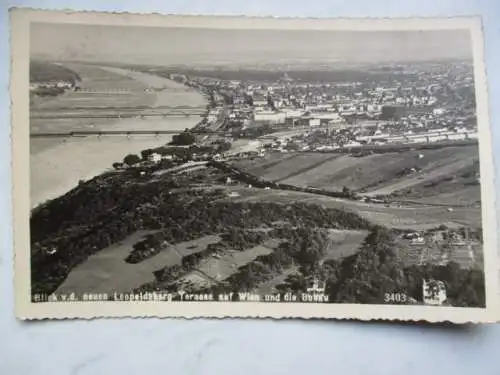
[30,23,473,67]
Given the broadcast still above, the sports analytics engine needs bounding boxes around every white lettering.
[238,293,260,301]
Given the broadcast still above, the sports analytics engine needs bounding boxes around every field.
[397,242,483,270]
[55,232,221,295]
[324,229,369,261]
[237,152,341,182]
[221,186,481,230]
[179,243,276,289]
[234,145,480,207]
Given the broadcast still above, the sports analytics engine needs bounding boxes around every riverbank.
[30,64,207,209]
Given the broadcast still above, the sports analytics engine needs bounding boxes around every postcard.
[10,8,499,322]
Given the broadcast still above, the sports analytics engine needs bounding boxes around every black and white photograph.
[11,10,499,321]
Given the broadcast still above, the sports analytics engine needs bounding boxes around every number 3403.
[384,293,407,303]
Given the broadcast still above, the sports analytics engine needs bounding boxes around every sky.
[30,22,473,67]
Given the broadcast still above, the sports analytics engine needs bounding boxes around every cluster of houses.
[188,61,478,156]
[400,228,475,255]
[29,79,77,91]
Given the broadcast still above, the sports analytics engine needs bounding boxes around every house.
[410,237,425,245]
[207,110,220,122]
[233,96,246,105]
[306,279,326,294]
[422,279,447,305]
[148,153,162,163]
[253,99,268,107]
[56,80,72,89]
[309,118,321,127]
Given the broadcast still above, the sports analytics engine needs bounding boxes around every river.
[30,66,207,209]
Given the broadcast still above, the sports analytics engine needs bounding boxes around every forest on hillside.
[31,159,485,307]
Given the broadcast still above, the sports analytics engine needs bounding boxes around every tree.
[342,186,354,198]
[245,94,254,106]
[123,154,141,166]
[171,131,196,146]
[267,95,276,110]
[141,149,154,160]
[217,141,232,153]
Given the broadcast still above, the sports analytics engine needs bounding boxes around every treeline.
[142,223,485,307]
[125,232,169,264]
[31,86,66,97]
[190,226,485,307]
[125,201,372,265]
[237,124,279,139]
[102,183,483,307]
[136,226,331,294]
[274,226,485,307]
[124,142,230,164]
[170,131,196,146]
[224,227,330,290]
[329,226,484,307]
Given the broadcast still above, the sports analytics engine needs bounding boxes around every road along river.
[30,66,207,209]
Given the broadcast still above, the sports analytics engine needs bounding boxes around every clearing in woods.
[324,229,369,261]
[54,232,221,295]
[179,243,276,288]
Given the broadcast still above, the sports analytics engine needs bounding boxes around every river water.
[30,67,207,209]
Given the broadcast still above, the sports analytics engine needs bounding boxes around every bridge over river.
[30,105,206,120]
[30,129,240,138]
